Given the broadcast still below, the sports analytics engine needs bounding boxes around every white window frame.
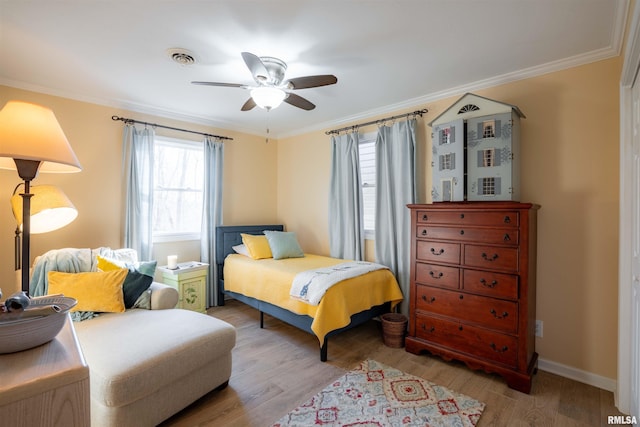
[152,136,204,243]
[482,120,496,138]
[359,132,377,240]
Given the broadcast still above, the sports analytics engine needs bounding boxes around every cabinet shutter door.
[434,126,441,146]
[495,120,502,138]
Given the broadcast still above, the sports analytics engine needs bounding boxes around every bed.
[215,225,404,361]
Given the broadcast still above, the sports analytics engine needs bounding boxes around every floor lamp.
[0,101,82,294]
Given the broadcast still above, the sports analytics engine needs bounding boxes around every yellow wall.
[0,85,278,292]
[277,57,621,381]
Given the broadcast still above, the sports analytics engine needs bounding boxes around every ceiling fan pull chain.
[265,110,270,143]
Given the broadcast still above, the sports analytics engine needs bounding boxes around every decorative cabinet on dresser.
[406,202,539,393]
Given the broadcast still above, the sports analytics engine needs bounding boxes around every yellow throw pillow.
[241,233,273,260]
[48,269,128,313]
[96,255,123,271]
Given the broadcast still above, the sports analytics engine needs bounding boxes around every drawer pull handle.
[503,233,511,241]
[421,324,435,333]
[490,309,508,319]
[459,229,465,235]
[460,214,465,219]
[458,325,463,331]
[504,216,511,224]
[480,278,498,288]
[421,295,436,304]
[429,271,443,279]
[430,248,445,256]
[422,229,427,236]
[490,342,509,353]
[459,294,464,300]
[422,214,428,221]
[481,252,499,261]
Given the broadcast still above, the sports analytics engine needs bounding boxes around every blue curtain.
[375,119,417,315]
[328,133,364,261]
[122,125,154,261]
[200,136,224,307]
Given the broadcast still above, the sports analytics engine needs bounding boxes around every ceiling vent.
[167,48,197,66]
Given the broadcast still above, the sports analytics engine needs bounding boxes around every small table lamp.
[11,184,78,270]
[0,100,82,294]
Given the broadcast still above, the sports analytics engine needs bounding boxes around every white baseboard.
[538,357,617,392]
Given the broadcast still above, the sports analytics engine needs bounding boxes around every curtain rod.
[325,108,428,135]
[111,115,233,141]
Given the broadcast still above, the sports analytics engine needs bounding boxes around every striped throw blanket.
[290,261,388,305]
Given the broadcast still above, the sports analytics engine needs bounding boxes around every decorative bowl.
[0,296,77,354]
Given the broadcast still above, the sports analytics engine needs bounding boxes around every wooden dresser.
[406,202,539,393]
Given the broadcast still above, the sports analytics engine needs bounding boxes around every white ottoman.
[74,308,236,427]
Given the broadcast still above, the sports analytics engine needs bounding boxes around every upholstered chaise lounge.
[73,289,236,427]
[31,248,236,427]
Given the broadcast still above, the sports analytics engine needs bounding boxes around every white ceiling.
[0,0,629,138]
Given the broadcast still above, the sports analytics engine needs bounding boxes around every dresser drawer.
[417,226,519,245]
[416,263,459,289]
[415,286,518,333]
[416,210,519,227]
[415,313,518,367]
[464,244,519,272]
[463,269,518,300]
[416,240,460,264]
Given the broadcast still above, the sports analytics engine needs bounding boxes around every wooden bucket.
[380,313,408,348]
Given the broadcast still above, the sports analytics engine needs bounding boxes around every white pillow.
[232,244,251,257]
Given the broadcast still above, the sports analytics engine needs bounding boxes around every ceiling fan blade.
[191,81,248,88]
[241,97,257,111]
[286,75,337,90]
[284,93,316,110]
[241,52,270,83]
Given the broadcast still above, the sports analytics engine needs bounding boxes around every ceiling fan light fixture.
[250,87,286,110]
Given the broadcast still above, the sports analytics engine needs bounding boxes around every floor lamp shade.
[0,101,82,173]
[0,100,82,294]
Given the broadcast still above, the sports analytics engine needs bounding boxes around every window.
[439,152,455,170]
[359,133,376,239]
[458,104,480,114]
[440,127,452,145]
[482,148,495,167]
[478,177,500,196]
[482,120,496,138]
[153,136,204,242]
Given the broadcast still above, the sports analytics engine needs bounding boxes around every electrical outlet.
[535,320,543,338]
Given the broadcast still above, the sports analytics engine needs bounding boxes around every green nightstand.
[158,262,209,313]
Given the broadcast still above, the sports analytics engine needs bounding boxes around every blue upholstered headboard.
[215,224,284,265]
[215,224,284,287]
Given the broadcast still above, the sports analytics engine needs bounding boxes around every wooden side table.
[159,262,209,313]
[0,315,90,427]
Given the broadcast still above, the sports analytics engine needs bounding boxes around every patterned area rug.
[272,359,485,427]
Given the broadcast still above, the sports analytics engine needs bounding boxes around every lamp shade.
[250,87,287,110]
[11,185,78,234]
[0,100,82,173]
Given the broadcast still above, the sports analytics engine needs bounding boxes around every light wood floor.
[160,300,626,427]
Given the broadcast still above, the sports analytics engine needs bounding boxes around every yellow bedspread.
[224,254,404,344]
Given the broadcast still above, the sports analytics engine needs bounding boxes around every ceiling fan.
[192,52,337,111]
